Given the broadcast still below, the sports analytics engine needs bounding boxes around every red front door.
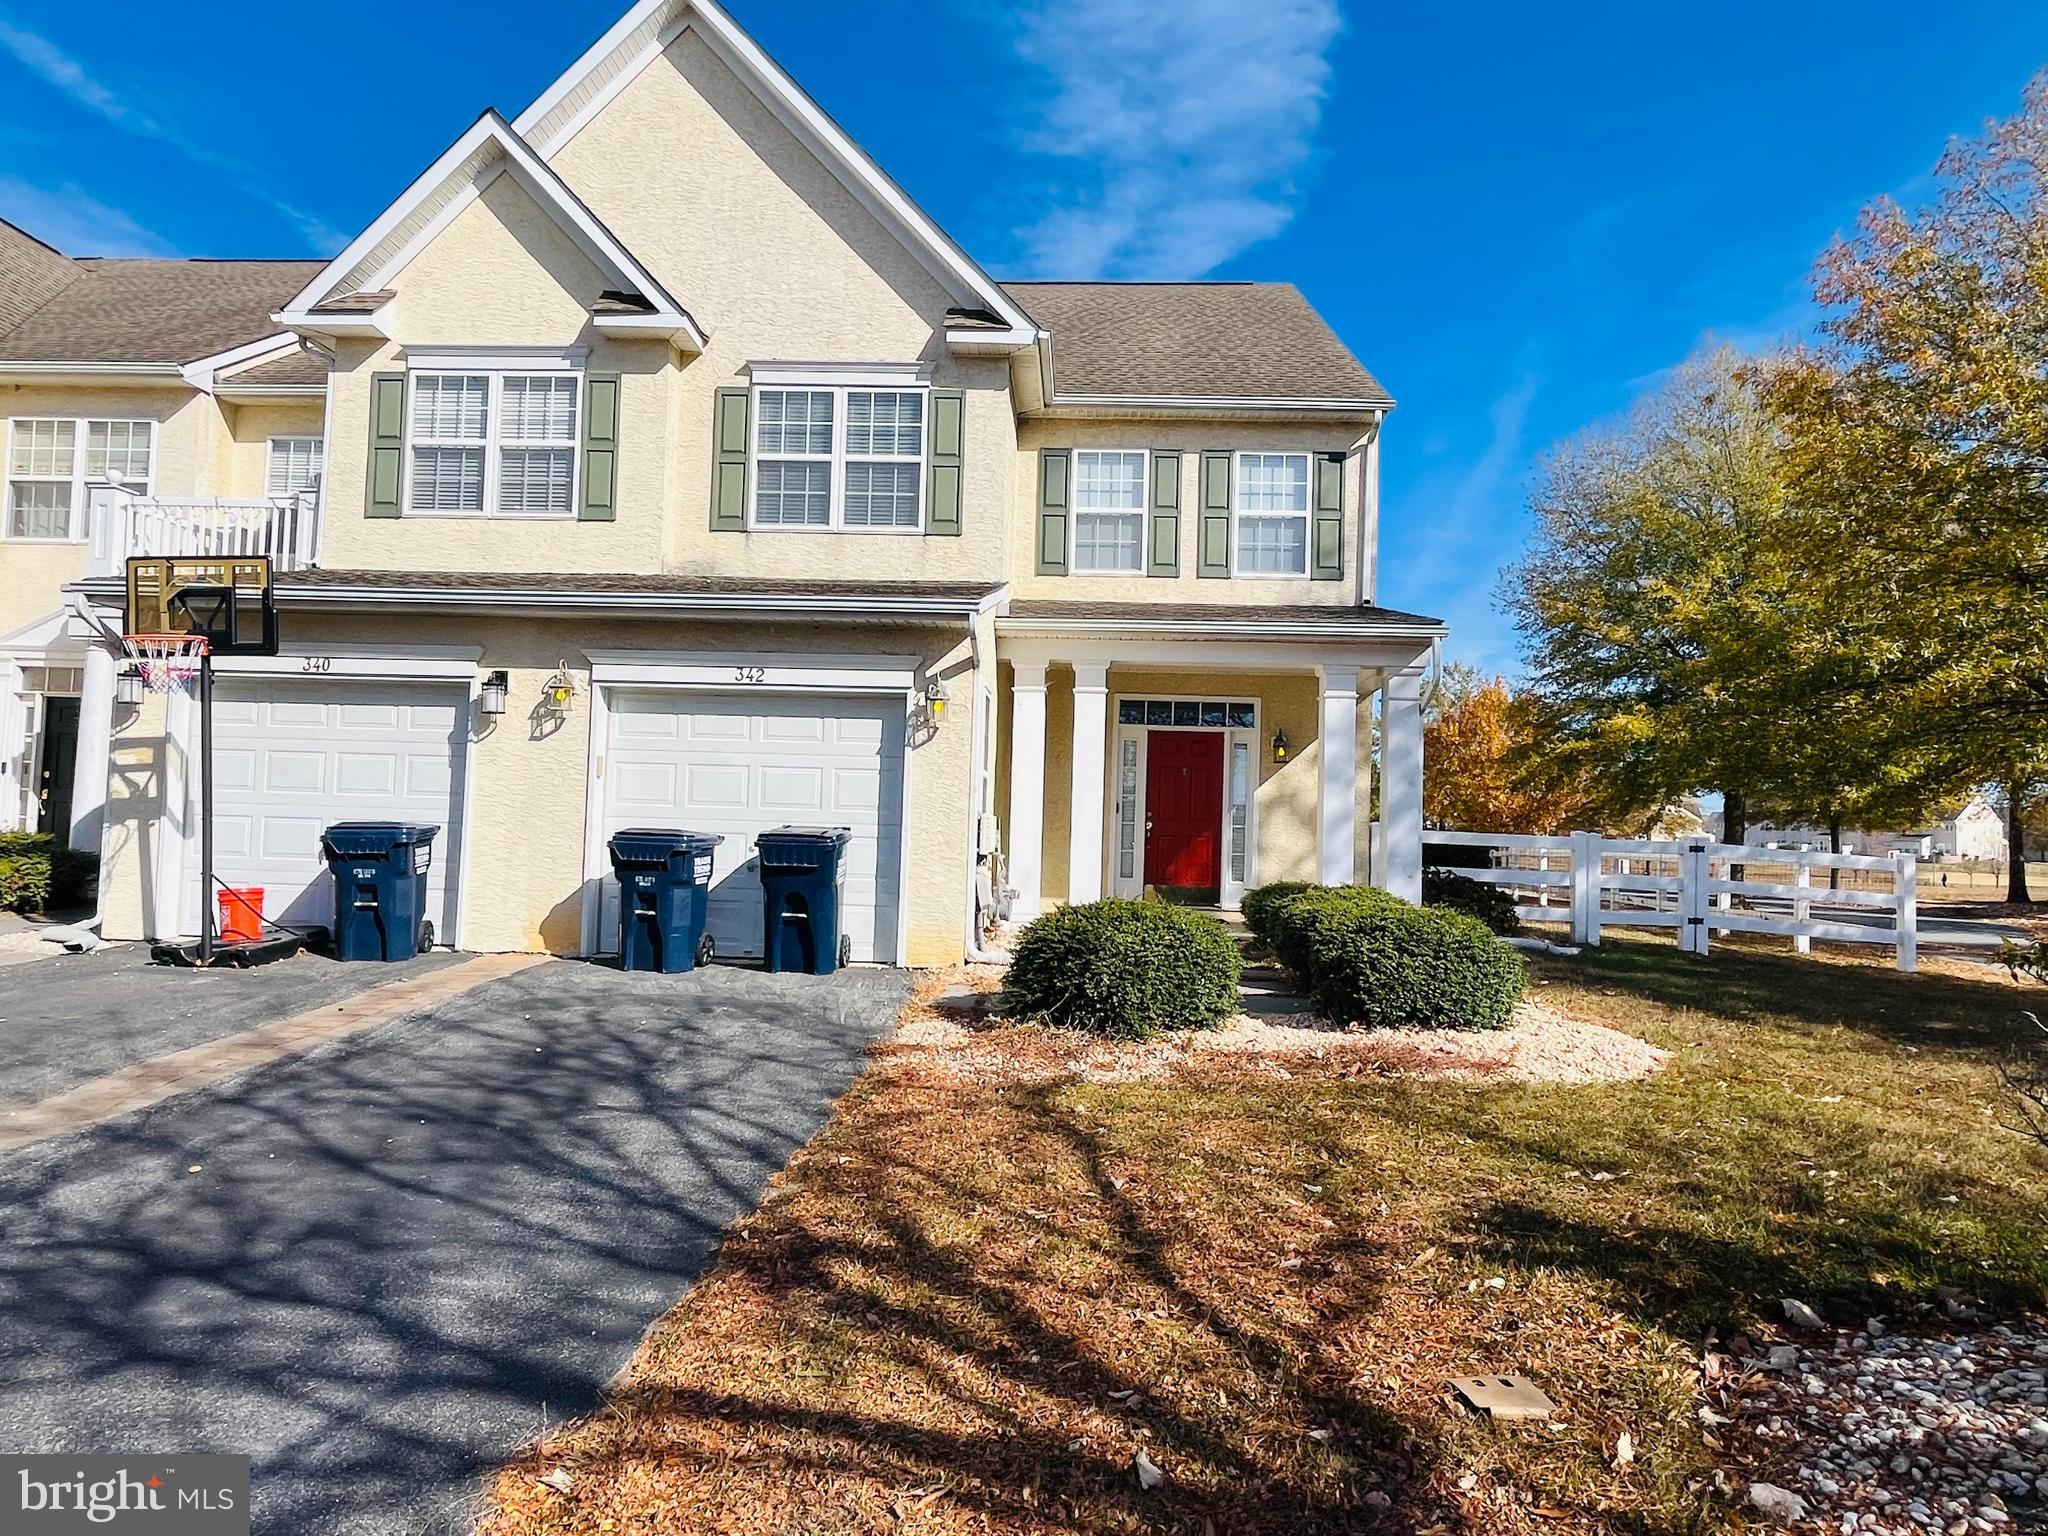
[1144,731,1224,889]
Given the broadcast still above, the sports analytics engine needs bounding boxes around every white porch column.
[1005,661,1048,922]
[1319,665,1360,885]
[68,639,119,855]
[1381,667,1425,902]
[1067,661,1109,904]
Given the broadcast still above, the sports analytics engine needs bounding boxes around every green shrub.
[1240,881,1315,946]
[1264,884,1524,1031]
[1423,867,1523,935]
[1006,898,1243,1038]
[0,833,98,913]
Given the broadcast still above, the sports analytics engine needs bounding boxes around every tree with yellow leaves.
[1423,666,1604,833]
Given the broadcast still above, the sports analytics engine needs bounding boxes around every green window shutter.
[579,372,620,522]
[1312,451,1345,580]
[1036,448,1070,575]
[1147,450,1181,577]
[365,372,406,518]
[711,386,749,532]
[926,387,964,536]
[1197,450,1232,577]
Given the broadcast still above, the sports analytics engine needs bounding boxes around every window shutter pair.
[364,371,619,521]
[710,386,966,535]
[1035,448,1185,577]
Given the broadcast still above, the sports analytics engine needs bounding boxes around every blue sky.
[4,0,2047,670]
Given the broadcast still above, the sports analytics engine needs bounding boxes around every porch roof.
[997,599,1446,638]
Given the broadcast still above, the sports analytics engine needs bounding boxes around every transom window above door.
[5,417,154,542]
[405,355,581,518]
[1234,451,1311,576]
[1073,449,1146,572]
[1117,697,1257,729]
[751,380,926,531]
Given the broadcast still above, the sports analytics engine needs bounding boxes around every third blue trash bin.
[609,828,723,973]
[321,822,439,961]
[756,826,852,975]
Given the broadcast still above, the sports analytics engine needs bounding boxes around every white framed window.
[749,379,926,532]
[1073,449,1146,573]
[5,417,154,542]
[265,436,324,497]
[406,362,580,518]
[1233,450,1310,576]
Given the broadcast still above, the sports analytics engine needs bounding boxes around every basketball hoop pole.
[198,647,215,966]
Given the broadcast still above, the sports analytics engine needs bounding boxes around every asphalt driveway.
[0,955,909,1536]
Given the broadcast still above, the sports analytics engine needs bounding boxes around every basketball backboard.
[125,555,277,656]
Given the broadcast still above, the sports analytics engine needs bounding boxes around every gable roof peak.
[275,107,705,350]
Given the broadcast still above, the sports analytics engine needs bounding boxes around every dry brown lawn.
[477,936,2048,1536]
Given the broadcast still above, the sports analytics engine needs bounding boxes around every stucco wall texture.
[95,613,978,967]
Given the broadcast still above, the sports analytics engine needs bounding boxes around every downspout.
[963,611,1008,964]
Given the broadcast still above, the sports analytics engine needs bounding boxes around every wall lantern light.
[479,669,510,718]
[116,665,145,707]
[1271,728,1291,765]
[924,677,950,724]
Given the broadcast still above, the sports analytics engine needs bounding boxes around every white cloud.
[0,15,345,253]
[0,175,178,257]
[1005,0,1342,278]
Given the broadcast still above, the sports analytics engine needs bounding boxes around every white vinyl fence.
[1426,830,1919,972]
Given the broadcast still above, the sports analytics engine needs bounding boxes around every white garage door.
[181,678,468,943]
[600,691,904,963]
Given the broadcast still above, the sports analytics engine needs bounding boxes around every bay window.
[1072,449,1146,572]
[751,380,925,531]
[5,417,154,541]
[1234,450,1310,576]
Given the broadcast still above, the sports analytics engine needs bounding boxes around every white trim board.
[584,648,917,693]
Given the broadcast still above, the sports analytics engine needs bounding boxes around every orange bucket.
[218,886,265,944]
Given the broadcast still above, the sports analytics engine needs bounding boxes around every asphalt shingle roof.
[0,257,320,364]
[1001,281,1389,405]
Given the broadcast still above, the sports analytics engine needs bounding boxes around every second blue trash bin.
[756,826,853,975]
[321,822,440,961]
[609,828,723,973]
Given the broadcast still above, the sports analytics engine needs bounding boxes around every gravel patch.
[1725,1319,2048,1532]
[889,985,1670,1087]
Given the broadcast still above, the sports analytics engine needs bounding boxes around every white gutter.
[0,362,185,386]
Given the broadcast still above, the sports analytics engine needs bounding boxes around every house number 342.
[734,666,765,684]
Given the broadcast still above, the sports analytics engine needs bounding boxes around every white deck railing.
[1426,829,1919,971]
[86,489,321,576]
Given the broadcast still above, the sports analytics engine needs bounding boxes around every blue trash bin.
[321,822,440,961]
[609,828,723,973]
[756,826,853,975]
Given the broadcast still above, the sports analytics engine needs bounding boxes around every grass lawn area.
[479,935,2048,1535]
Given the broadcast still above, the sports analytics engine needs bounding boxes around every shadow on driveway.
[0,945,466,1110]
[0,960,908,1536]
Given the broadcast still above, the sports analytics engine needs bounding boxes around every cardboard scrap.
[1448,1374,1558,1421]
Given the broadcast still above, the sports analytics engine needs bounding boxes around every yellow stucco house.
[0,0,1444,967]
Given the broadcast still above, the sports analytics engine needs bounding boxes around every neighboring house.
[0,0,1444,966]
[1703,794,2007,862]
[0,226,325,837]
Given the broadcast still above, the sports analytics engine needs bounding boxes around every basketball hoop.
[122,632,210,695]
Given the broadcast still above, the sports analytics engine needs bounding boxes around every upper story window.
[5,417,154,542]
[751,380,926,532]
[1073,450,1146,573]
[1234,451,1310,576]
[406,358,580,518]
[266,436,324,498]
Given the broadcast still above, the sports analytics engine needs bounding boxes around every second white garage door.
[181,678,469,943]
[600,691,905,964]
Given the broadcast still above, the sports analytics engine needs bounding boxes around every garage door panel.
[181,679,467,944]
[601,690,904,963]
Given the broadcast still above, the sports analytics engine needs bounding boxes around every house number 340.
[734,666,765,684]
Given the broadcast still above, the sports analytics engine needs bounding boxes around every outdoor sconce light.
[924,677,950,724]
[479,669,510,718]
[115,665,145,707]
[1271,728,1291,765]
